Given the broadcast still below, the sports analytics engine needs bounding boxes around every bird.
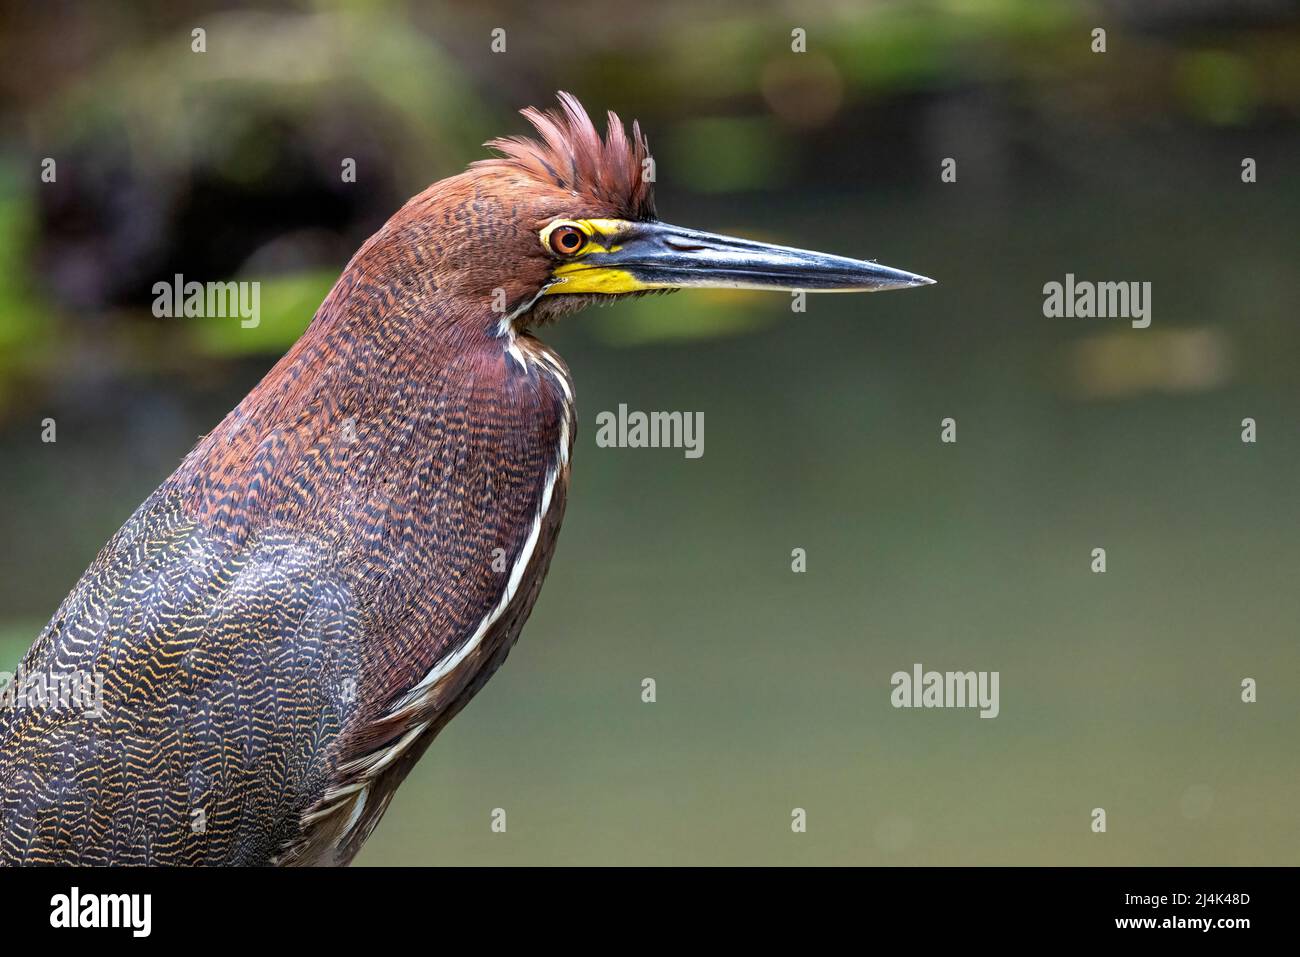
[0,93,932,866]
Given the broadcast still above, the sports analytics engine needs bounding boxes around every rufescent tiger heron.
[0,94,933,865]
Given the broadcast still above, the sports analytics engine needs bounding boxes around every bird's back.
[0,486,363,864]
[0,481,364,863]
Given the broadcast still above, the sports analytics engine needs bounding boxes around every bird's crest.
[477,92,656,221]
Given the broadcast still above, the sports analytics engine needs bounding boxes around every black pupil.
[561,231,579,248]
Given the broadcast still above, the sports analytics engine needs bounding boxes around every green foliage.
[0,181,56,413]
[1178,50,1257,125]
[582,290,777,347]
[665,118,786,193]
[189,270,337,356]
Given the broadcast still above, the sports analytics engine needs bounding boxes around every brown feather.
[476,91,656,221]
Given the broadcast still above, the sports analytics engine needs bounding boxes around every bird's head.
[370,93,932,332]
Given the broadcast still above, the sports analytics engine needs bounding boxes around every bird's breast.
[284,336,576,861]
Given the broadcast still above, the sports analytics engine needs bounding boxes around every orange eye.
[548,225,588,256]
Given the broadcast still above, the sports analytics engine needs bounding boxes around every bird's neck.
[173,264,501,546]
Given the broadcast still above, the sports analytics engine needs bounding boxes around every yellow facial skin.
[540,219,653,295]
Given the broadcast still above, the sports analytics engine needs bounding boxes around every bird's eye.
[548,224,588,256]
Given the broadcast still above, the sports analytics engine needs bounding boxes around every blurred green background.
[1,0,1298,864]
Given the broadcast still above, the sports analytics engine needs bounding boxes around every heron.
[0,93,932,865]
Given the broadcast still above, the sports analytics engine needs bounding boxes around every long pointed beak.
[574,221,934,293]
